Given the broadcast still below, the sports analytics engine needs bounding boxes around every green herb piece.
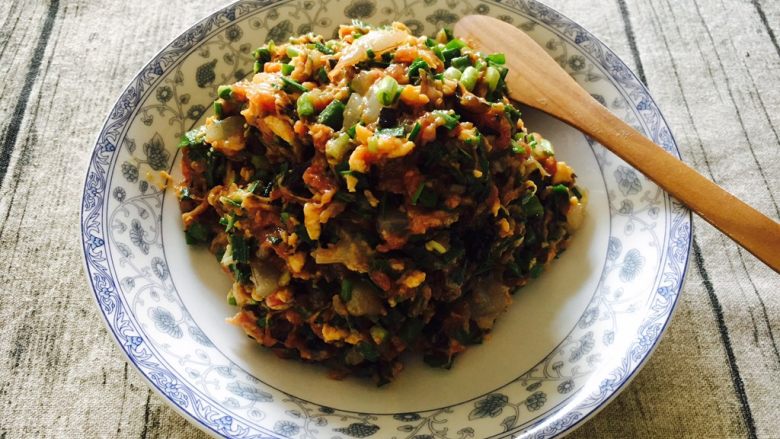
[230,234,250,263]
[219,215,237,232]
[552,184,570,197]
[281,76,307,93]
[253,60,263,73]
[443,66,462,81]
[460,66,479,91]
[185,222,210,245]
[296,92,315,117]
[441,47,460,61]
[253,47,271,62]
[408,122,421,140]
[213,101,224,119]
[286,46,301,58]
[340,278,353,302]
[280,212,290,224]
[504,104,522,122]
[280,63,295,75]
[366,48,375,59]
[315,41,333,54]
[376,75,399,106]
[377,126,405,137]
[433,110,460,130]
[220,196,242,208]
[487,52,506,65]
[522,195,544,217]
[218,85,233,100]
[511,140,525,155]
[451,55,471,70]
[316,67,329,83]
[408,58,429,81]
[445,38,466,50]
[485,66,500,91]
[317,99,345,130]
[357,342,379,361]
[246,180,260,194]
[425,37,436,48]
[572,186,583,199]
[346,124,357,139]
[178,128,201,148]
[227,291,237,306]
[412,182,438,208]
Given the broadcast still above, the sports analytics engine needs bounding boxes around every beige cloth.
[0,0,778,437]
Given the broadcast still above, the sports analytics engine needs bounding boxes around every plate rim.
[79,1,693,437]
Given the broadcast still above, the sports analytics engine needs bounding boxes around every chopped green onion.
[213,101,224,119]
[425,240,447,254]
[445,38,467,50]
[522,195,544,217]
[485,66,500,91]
[411,182,426,205]
[316,67,329,83]
[254,47,271,62]
[408,58,429,81]
[229,234,250,263]
[460,66,479,91]
[442,47,460,61]
[219,215,237,232]
[325,133,352,162]
[253,61,263,73]
[539,138,555,156]
[315,42,333,54]
[433,110,460,130]
[340,279,353,302]
[504,104,522,121]
[366,48,375,59]
[451,55,471,70]
[227,291,237,306]
[286,46,301,58]
[185,222,210,245]
[408,122,421,140]
[296,92,314,117]
[511,140,525,155]
[474,58,487,71]
[425,37,436,48]
[552,184,569,196]
[367,136,379,153]
[443,66,462,81]
[218,85,233,100]
[280,63,294,75]
[280,211,290,223]
[347,124,358,139]
[487,53,506,65]
[317,99,345,129]
[281,76,307,93]
[376,75,399,106]
[377,126,405,137]
[246,180,260,194]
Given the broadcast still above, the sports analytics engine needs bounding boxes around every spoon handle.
[559,94,780,272]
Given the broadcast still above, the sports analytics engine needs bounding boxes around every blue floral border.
[80,1,692,438]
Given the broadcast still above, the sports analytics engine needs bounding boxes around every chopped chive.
[408,122,421,140]
[315,41,334,54]
[408,58,429,81]
[229,234,250,263]
[316,67,329,83]
[218,85,233,100]
[443,66,462,81]
[376,75,399,106]
[552,184,569,197]
[253,47,271,62]
[487,53,506,65]
[185,222,210,245]
[253,60,263,73]
[485,66,500,91]
[366,48,375,59]
[411,182,426,205]
[460,66,479,91]
[451,55,471,70]
[280,211,290,223]
[297,92,314,117]
[213,101,224,119]
[280,63,294,75]
[347,124,357,139]
[522,195,544,217]
[425,37,436,48]
[246,180,260,194]
[281,76,308,93]
[445,38,467,50]
[317,99,345,129]
[340,279,353,302]
[441,47,460,61]
[219,215,237,232]
[433,110,460,130]
[286,46,301,58]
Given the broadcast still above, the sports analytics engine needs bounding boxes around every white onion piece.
[250,262,281,301]
[205,116,244,143]
[342,92,364,129]
[361,84,382,124]
[330,29,409,78]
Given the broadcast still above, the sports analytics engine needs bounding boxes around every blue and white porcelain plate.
[80,1,691,437]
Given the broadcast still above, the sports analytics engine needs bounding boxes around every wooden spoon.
[455,15,780,273]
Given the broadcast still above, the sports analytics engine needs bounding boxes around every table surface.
[1,0,778,437]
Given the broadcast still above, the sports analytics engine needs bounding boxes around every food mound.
[176,21,586,384]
